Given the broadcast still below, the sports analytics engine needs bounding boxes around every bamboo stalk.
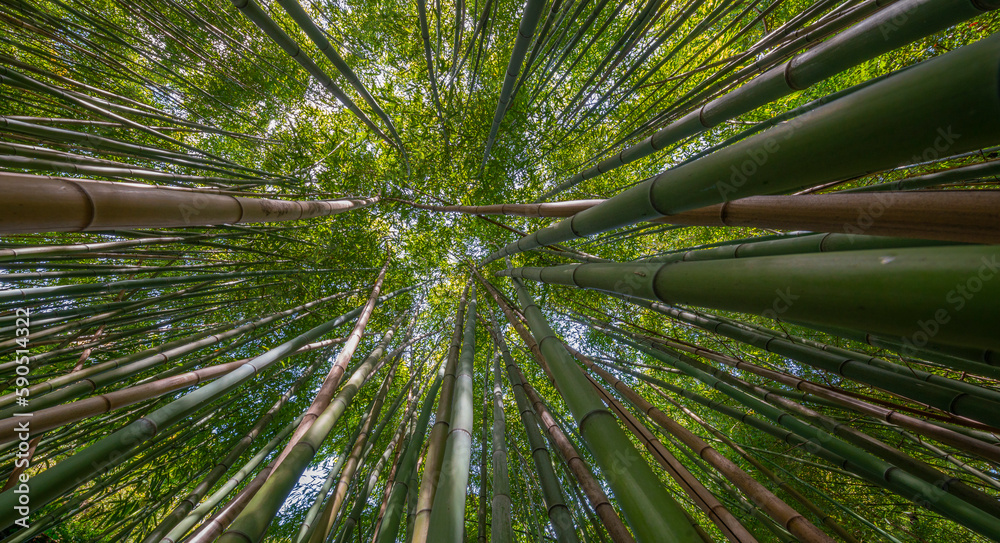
[0,172,378,233]
[503,274,700,543]
[426,286,481,541]
[487,33,1000,262]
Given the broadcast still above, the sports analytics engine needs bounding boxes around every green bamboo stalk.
[0,289,406,528]
[479,0,546,170]
[217,327,418,541]
[305,339,412,543]
[491,308,636,543]
[373,364,443,543]
[334,393,416,543]
[144,355,325,542]
[226,0,394,147]
[488,32,1000,261]
[661,392,860,543]
[274,259,391,469]
[0,289,351,414]
[501,244,1000,352]
[410,284,469,543]
[610,298,1000,435]
[489,342,513,543]
[504,274,700,543]
[574,348,833,542]
[495,322,581,543]
[426,285,480,541]
[158,415,304,543]
[619,336,1000,540]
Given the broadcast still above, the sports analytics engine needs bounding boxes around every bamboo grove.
[0,0,998,541]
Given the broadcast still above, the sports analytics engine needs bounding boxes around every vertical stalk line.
[479,0,546,171]
[426,285,479,540]
[372,359,445,543]
[475,352,492,543]
[218,323,424,541]
[306,348,418,543]
[226,0,395,147]
[483,301,634,543]
[273,259,391,468]
[489,339,513,543]
[142,353,327,542]
[409,283,470,543]
[493,316,581,543]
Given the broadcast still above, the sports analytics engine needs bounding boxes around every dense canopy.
[0,0,999,542]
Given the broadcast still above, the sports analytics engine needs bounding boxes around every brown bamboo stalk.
[397,198,602,217]
[650,333,1000,464]
[511,364,636,543]
[271,260,391,469]
[584,369,759,543]
[656,385,857,543]
[0,172,378,233]
[652,191,1000,244]
[0,357,247,441]
[573,349,834,543]
[406,191,1000,245]
[307,359,400,543]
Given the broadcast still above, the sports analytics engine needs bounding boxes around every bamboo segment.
[613,302,1000,464]
[407,189,1000,244]
[499,244,1000,351]
[495,325,582,543]
[0,172,378,233]
[617,337,1000,541]
[487,32,1000,262]
[574,349,834,542]
[505,276,701,543]
[305,337,405,543]
[481,0,547,168]
[410,284,470,543]
[489,346,513,543]
[509,358,636,543]
[426,287,480,541]
[146,359,325,543]
[0,357,246,441]
[274,0,404,150]
[661,394,861,543]
[274,260,391,470]
[585,370,758,543]
[652,191,1000,244]
[0,289,404,528]
[217,330,415,542]
[227,0,394,146]
[399,198,602,217]
[373,368,443,543]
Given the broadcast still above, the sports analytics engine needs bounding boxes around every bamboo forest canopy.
[1,0,1000,541]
